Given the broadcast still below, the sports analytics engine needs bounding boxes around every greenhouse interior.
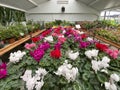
[0,0,120,90]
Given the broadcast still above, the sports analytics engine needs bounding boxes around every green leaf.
[73,81,81,90]
[96,72,108,83]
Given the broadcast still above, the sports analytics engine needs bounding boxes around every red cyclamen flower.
[50,49,61,59]
[31,37,40,43]
[81,34,87,39]
[96,43,108,51]
[41,30,51,37]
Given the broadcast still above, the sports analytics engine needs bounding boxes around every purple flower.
[38,42,50,51]
[30,49,45,62]
[74,35,82,42]
[0,63,7,79]
[54,42,61,49]
[89,40,98,44]
[65,32,70,36]
[0,63,7,69]
[0,69,7,79]
[79,41,90,48]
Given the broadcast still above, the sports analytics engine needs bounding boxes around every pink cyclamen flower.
[25,43,36,50]
[52,33,57,37]
[105,49,119,59]
[58,37,66,44]
[58,34,64,38]
[105,49,112,54]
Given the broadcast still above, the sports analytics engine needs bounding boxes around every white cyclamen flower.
[35,80,44,90]
[9,50,26,63]
[44,36,53,42]
[68,51,79,60]
[35,68,48,77]
[79,31,84,35]
[21,70,32,81]
[110,73,120,82]
[102,56,110,63]
[99,56,110,69]
[91,56,110,72]
[55,60,78,82]
[85,49,99,59]
[91,60,101,72]
[86,37,93,41]
[20,32,24,36]
[101,69,108,74]
[21,68,47,90]
[26,77,36,90]
[105,82,117,90]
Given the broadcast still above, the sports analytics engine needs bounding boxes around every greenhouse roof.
[0,0,120,12]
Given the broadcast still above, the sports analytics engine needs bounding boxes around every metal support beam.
[0,3,26,12]
[104,11,107,20]
[89,0,100,6]
[28,0,38,6]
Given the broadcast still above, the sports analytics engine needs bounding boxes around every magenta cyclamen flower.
[0,63,7,79]
[65,30,71,36]
[79,41,90,48]
[0,70,7,79]
[74,35,82,42]
[38,42,50,51]
[54,42,61,49]
[0,63,7,69]
[30,49,45,62]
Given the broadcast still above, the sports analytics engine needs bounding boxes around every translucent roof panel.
[0,0,36,10]
[0,0,120,11]
[0,0,48,11]
[81,0,120,11]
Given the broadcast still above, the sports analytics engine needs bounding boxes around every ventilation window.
[57,0,69,4]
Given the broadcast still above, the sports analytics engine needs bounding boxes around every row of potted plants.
[0,26,120,90]
[45,20,75,29]
[77,20,118,30]
[94,29,120,44]
[76,20,120,45]
[0,22,41,48]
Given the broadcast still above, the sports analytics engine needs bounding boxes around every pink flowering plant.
[0,23,120,90]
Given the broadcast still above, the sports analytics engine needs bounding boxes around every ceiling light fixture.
[28,0,38,6]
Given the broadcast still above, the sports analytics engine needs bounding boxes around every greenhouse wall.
[26,13,98,22]
[26,0,99,21]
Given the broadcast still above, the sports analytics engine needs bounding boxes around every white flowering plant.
[0,26,120,90]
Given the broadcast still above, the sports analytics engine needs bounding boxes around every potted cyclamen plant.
[0,39,4,49]
[33,22,41,32]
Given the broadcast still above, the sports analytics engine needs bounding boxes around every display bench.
[0,30,44,56]
[81,29,120,50]
[95,35,120,49]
